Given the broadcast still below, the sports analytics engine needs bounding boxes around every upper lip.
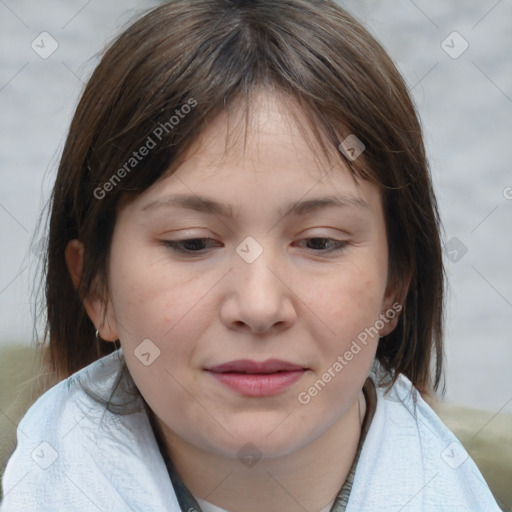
[205,359,307,374]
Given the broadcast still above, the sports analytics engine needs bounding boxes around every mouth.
[204,359,308,396]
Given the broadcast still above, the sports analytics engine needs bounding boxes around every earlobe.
[378,302,400,337]
[87,297,119,342]
[64,239,119,342]
[378,289,402,337]
[378,269,410,337]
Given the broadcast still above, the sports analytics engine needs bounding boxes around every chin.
[204,417,317,461]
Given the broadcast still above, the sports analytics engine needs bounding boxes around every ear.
[65,239,119,342]
[378,275,407,337]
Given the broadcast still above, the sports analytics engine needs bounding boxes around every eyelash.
[161,237,348,255]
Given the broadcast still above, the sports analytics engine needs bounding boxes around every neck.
[156,395,363,512]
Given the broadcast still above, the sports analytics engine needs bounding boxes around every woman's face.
[92,92,398,459]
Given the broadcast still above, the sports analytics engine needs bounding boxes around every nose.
[220,244,297,335]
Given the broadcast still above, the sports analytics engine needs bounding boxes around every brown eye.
[295,238,348,252]
[162,238,221,254]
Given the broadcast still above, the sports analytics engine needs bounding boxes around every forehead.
[167,90,360,184]
[126,89,382,220]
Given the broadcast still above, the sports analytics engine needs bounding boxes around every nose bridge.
[225,235,295,332]
[235,235,280,299]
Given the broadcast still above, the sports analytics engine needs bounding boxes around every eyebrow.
[141,193,369,218]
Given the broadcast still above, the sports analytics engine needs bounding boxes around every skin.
[66,91,400,512]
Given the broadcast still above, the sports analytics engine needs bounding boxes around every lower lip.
[207,370,305,396]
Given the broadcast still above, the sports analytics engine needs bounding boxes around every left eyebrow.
[140,193,369,218]
[281,195,369,218]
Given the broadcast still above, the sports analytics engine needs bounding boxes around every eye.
[295,237,348,253]
[161,238,221,254]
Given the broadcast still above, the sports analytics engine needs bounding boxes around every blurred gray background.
[0,0,511,413]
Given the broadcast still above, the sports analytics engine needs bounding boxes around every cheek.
[109,241,205,336]
[111,267,212,430]
[306,260,387,344]
[106,248,208,386]
[293,271,383,423]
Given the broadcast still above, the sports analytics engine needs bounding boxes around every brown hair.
[37,0,445,395]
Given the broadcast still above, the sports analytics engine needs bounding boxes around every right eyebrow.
[141,194,233,217]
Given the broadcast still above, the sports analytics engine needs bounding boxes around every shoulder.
[346,367,502,512]
[13,349,130,443]
[0,350,179,512]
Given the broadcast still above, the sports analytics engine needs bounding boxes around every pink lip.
[205,359,307,397]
